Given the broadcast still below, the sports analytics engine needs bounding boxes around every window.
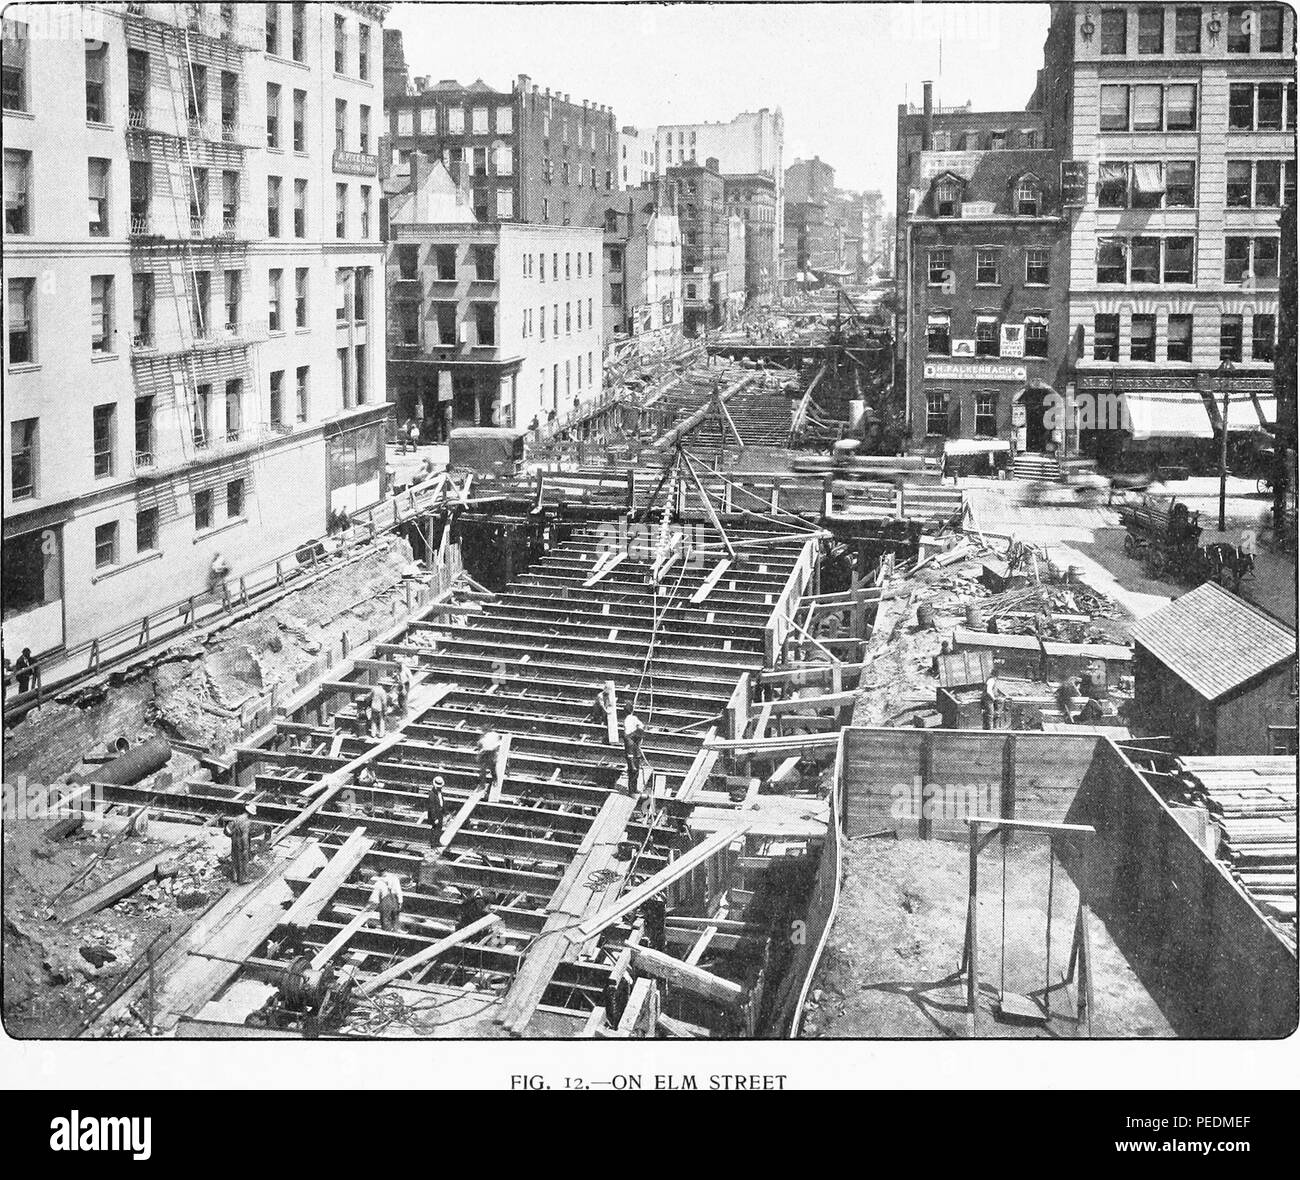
[6,278,33,364]
[1137,7,1164,53]
[1097,238,1126,283]
[3,19,28,112]
[1130,238,1160,283]
[1013,176,1040,215]
[935,177,961,216]
[1226,236,1252,283]
[132,272,154,347]
[1174,6,1201,52]
[975,315,999,357]
[269,369,284,426]
[335,183,346,238]
[295,267,308,327]
[1260,5,1285,51]
[291,2,305,60]
[191,271,211,338]
[1164,237,1194,282]
[358,104,371,154]
[225,378,242,440]
[1167,314,1193,362]
[1254,237,1279,281]
[1258,83,1285,130]
[1130,162,1164,208]
[83,158,110,236]
[539,304,546,340]
[194,489,213,532]
[1227,5,1250,51]
[1221,314,1243,362]
[1166,84,1197,130]
[267,83,281,148]
[565,302,572,334]
[184,61,206,125]
[473,303,495,347]
[334,15,346,74]
[1287,161,1298,208]
[975,249,1000,285]
[91,275,114,354]
[1025,247,1050,286]
[1133,85,1162,130]
[1094,314,1120,361]
[220,71,238,142]
[1025,315,1049,358]
[925,249,951,288]
[1253,314,1276,362]
[85,41,107,123]
[353,268,368,323]
[94,522,118,569]
[335,99,346,151]
[193,383,211,448]
[293,179,306,237]
[290,89,305,152]
[359,23,371,79]
[397,245,419,281]
[267,176,281,236]
[268,268,282,332]
[553,304,559,335]
[471,106,488,134]
[335,269,351,323]
[989,131,1007,151]
[497,189,514,218]
[10,418,36,498]
[227,478,244,519]
[127,508,159,561]
[92,403,116,477]
[295,366,309,421]
[1229,83,1255,129]
[397,108,413,137]
[134,395,155,470]
[926,312,950,356]
[1100,8,1127,53]
[189,165,209,232]
[1255,160,1282,206]
[975,395,997,437]
[338,347,351,406]
[1100,85,1129,130]
[4,148,30,234]
[1166,161,1195,206]
[434,246,456,280]
[360,185,371,238]
[1130,313,1156,361]
[497,105,513,134]
[265,3,280,54]
[926,392,949,435]
[449,106,465,134]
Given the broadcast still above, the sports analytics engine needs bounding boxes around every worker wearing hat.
[369,870,404,932]
[427,774,446,848]
[226,802,257,885]
[622,712,646,795]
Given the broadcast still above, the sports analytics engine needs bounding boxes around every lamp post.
[1218,359,1235,532]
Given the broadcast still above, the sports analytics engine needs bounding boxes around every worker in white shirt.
[623,712,646,794]
[477,730,502,792]
[396,658,413,713]
[369,871,404,932]
[366,682,388,738]
[209,552,231,602]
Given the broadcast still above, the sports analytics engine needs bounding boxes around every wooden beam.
[280,827,372,931]
[440,786,485,848]
[572,823,751,942]
[488,734,511,803]
[309,907,375,970]
[630,943,744,1010]
[270,730,408,841]
[357,913,502,997]
[605,680,619,745]
[690,558,734,605]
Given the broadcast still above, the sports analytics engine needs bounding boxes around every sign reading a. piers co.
[924,361,1028,382]
[1060,160,1088,206]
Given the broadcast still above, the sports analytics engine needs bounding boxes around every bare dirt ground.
[802,836,1174,1039]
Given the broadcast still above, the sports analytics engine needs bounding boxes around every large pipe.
[922,80,933,152]
[652,374,756,450]
[75,738,172,786]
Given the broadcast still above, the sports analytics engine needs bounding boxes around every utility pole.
[1219,360,1234,532]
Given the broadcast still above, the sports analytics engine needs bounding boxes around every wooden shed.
[1131,582,1297,757]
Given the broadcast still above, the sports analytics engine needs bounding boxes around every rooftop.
[1132,581,1296,701]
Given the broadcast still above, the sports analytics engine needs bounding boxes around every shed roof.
[1132,581,1296,701]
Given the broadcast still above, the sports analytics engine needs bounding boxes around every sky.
[388,1,1052,203]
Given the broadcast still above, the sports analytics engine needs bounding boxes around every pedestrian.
[573,394,581,418]
[369,870,404,932]
[406,419,420,455]
[477,730,502,792]
[622,711,645,794]
[366,682,388,738]
[14,647,35,694]
[226,803,258,885]
[209,552,231,602]
[427,774,446,848]
[1055,676,1077,724]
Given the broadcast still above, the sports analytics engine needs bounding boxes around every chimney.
[564,93,570,104]
[415,76,429,93]
[922,80,934,151]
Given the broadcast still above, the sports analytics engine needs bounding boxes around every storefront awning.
[1122,392,1213,440]
[944,438,1011,455]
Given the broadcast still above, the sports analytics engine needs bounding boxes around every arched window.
[935,177,962,216]
[1014,175,1041,215]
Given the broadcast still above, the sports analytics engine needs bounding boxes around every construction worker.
[477,730,502,792]
[369,870,404,932]
[366,682,388,738]
[226,803,257,885]
[427,774,446,848]
[357,765,378,812]
[209,552,231,602]
[457,886,489,930]
[396,658,413,713]
[623,711,646,794]
[1055,676,1078,724]
[980,673,1002,732]
[13,647,34,694]
[589,686,612,732]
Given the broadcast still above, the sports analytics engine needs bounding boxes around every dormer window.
[1014,175,1041,215]
[935,176,962,216]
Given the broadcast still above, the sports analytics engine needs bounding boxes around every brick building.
[667,158,730,334]
[383,33,618,229]
[723,172,777,305]
[897,84,1069,452]
[593,186,684,350]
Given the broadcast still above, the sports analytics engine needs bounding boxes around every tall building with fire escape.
[2,2,389,664]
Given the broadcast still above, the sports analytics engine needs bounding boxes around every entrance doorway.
[1019,386,1051,452]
